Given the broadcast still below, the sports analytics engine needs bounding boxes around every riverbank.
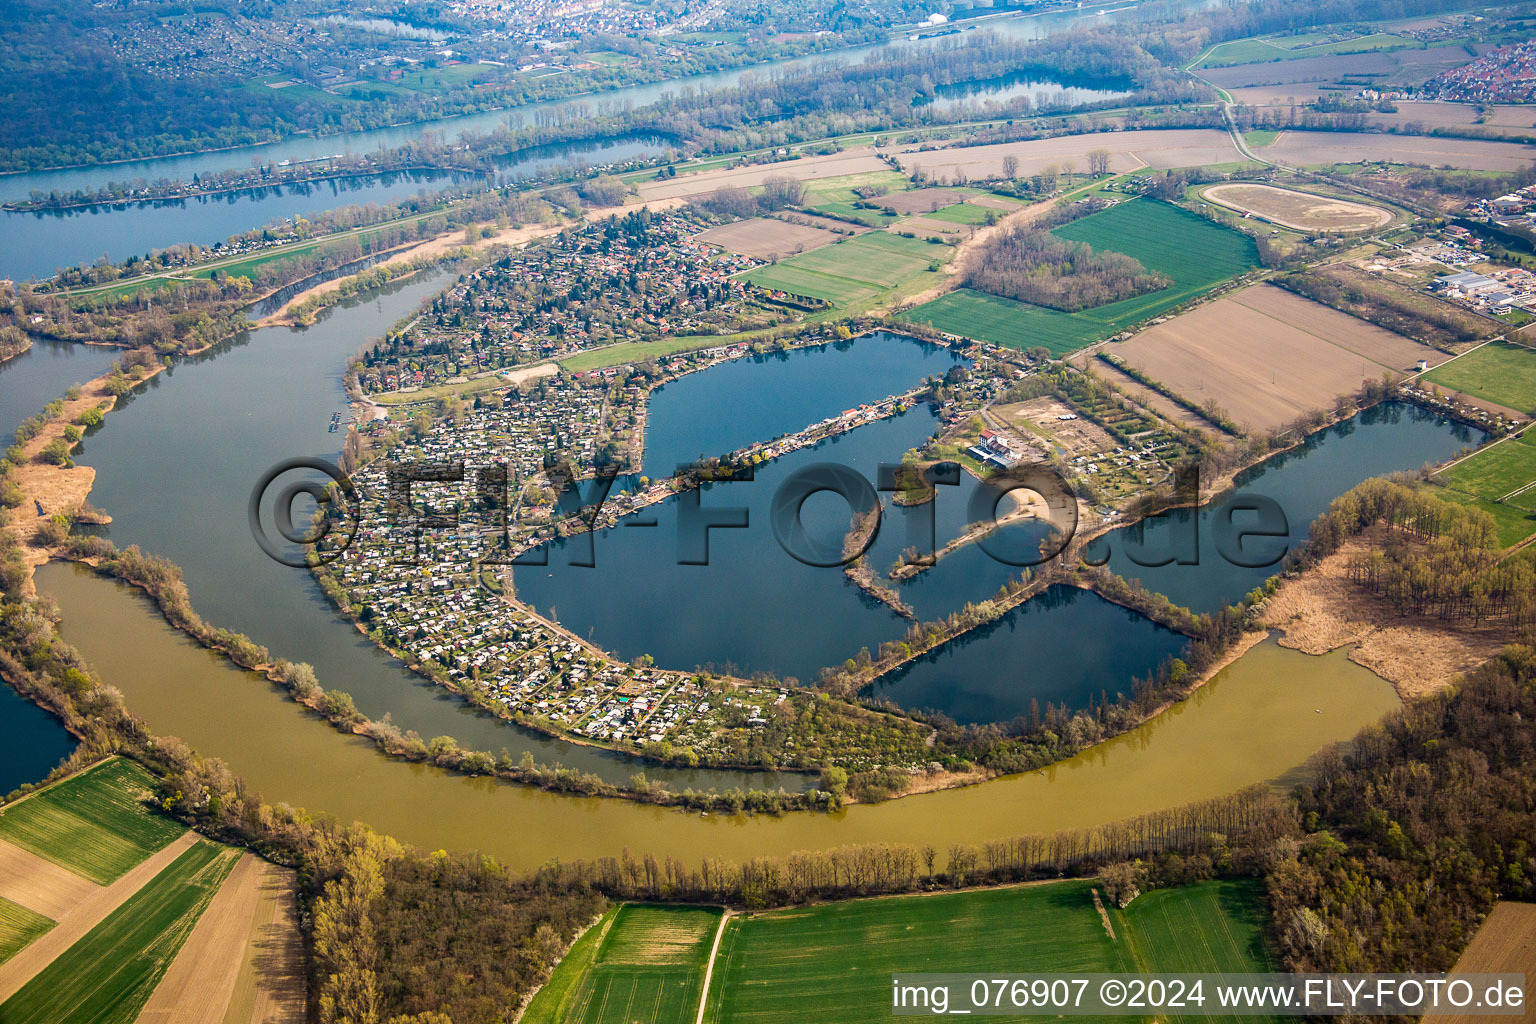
[1261,530,1514,700]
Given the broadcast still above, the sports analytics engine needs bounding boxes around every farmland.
[703,882,1130,1024]
[0,758,185,885]
[1196,31,1419,68]
[900,199,1259,354]
[1435,433,1536,547]
[1108,284,1446,433]
[0,899,53,966]
[1423,341,1536,416]
[740,231,949,307]
[1202,184,1391,233]
[525,904,722,1024]
[0,840,239,1024]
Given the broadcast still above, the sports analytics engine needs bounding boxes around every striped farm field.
[1121,879,1274,973]
[703,881,1135,1024]
[0,758,184,884]
[0,840,238,1024]
[741,263,876,305]
[900,199,1259,354]
[528,904,722,1024]
[0,899,53,966]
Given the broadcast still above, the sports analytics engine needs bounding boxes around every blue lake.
[639,333,964,479]
[0,684,74,796]
[1084,402,1486,613]
[867,584,1187,725]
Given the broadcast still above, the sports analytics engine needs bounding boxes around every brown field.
[1226,84,1332,105]
[1110,284,1446,433]
[896,129,1243,181]
[875,188,967,214]
[135,855,303,1024]
[1267,130,1536,171]
[0,841,100,921]
[1203,183,1391,232]
[0,832,195,1003]
[635,149,890,202]
[693,217,842,259]
[1424,902,1536,1024]
[1357,99,1536,134]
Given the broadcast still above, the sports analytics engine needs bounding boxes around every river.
[5,135,667,282]
[40,560,1398,872]
[0,0,1207,281]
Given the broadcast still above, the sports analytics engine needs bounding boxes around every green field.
[0,841,237,1024]
[704,881,1135,1024]
[780,239,933,287]
[900,199,1259,354]
[1121,880,1274,973]
[855,230,954,259]
[925,202,996,225]
[526,904,722,1024]
[1423,340,1536,415]
[0,758,185,884]
[741,231,949,307]
[1439,434,1536,505]
[530,880,1277,1024]
[742,263,877,304]
[0,898,54,966]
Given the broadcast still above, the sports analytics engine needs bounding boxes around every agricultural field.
[692,879,1273,1024]
[1119,879,1274,974]
[1264,131,1536,173]
[0,758,185,885]
[1424,902,1536,1024]
[1109,284,1445,433]
[525,904,722,1024]
[894,129,1244,181]
[1202,183,1391,232]
[740,231,949,307]
[0,840,239,1024]
[1434,433,1536,547]
[704,882,1130,1024]
[1197,31,1419,67]
[925,202,998,225]
[134,855,306,1024]
[1423,340,1536,416]
[0,899,53,966]
[901,199,1259,354]
[694,218,844,260]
